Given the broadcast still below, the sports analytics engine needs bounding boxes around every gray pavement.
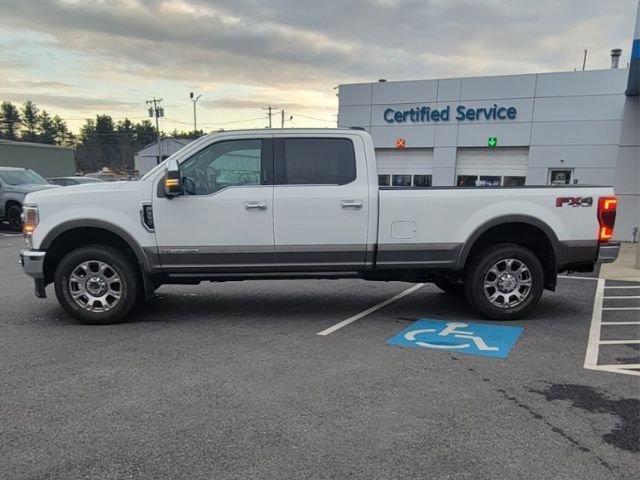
[0,231,638,480]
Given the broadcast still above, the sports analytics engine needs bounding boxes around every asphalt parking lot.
[1,231,638,480]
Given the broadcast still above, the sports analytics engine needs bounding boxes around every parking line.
[558,275,598,281]
[602,307,640,311]
[605,285,640,289]
[604,295,640,299]
[317,283,425,336]
[584,279,605,370]
[598,364,640,369]
[599,340,640,345]
[601,321,640,325]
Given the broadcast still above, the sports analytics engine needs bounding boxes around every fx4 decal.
[556,196,593,208]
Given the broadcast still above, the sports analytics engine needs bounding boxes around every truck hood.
[5,184,60,194]
[25,180,140,204]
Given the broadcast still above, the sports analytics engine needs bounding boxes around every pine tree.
[38,110,57,144]
[0,101,21,140]
[21,100,39,142]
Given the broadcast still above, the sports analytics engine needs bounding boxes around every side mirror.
[164,159,183,197]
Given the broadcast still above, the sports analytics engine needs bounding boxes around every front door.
[153,136,275,276]
[272,135,370,271]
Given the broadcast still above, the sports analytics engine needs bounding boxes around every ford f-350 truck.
[20,129,619,324]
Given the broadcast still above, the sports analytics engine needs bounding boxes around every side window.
[278,138,356,185]
[180,139,265,195]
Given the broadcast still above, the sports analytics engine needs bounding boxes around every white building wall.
[338,68,632,239]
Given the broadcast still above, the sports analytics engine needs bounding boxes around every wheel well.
[5,200,21,217]
[464,222,557,289]
[43,227,141,284]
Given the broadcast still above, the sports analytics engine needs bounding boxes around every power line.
[290,113,337,123]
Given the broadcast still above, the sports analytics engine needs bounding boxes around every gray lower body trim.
[557,240,598,268]
[376,243,462,269]
[152,243,463,274]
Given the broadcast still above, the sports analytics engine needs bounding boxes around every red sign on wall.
[395,138,406,149]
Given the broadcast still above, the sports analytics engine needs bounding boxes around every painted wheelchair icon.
[387,319,524,359]
[405,322,499,351]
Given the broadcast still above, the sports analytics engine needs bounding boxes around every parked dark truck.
[19,129,619,324]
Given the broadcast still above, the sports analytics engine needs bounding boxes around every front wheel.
[54,245,140,325]
[465,243,544,321]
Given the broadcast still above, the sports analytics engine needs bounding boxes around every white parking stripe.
[598,364,640,369]
[558,275,598,281]
[601,321,640,325]
[602,307,640,311]
[604,295,640,299]
[599,340,640,345]
[584,279,605,370]
[317,283,425,336]
[605,285,640,289]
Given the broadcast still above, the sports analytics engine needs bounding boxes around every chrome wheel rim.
[483,258,532,308]
[68,260,123,312]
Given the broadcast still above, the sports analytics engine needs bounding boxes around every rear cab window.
[275,138,356,185]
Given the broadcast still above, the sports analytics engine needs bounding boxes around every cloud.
[0,92,138,112]
[1,0,635,87]
[0,0,636,131]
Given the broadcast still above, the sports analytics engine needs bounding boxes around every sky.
[0,0,638,133]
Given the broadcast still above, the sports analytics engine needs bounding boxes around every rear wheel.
[54,245,140,325]
[465,243,544,321]
[7,204,22,231]
[432,276,465,296]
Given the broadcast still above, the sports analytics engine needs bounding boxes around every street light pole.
[190,92,202,134]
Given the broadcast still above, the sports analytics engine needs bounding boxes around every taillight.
[597,196,617,242]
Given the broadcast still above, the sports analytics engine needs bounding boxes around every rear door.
[272,134,370,271]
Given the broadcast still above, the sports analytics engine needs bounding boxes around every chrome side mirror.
[164,158,183,197]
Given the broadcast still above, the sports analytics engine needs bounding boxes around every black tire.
[54,245,140,325]
[7,204,22,232]
[432,276,465,296]
[465,243,544,321]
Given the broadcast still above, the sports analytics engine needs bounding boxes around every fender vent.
[142,204,154,231]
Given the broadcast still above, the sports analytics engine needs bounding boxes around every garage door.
[455,147,529,187]
[375,148,434,187]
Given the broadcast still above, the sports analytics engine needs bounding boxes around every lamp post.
[190,92,202,134]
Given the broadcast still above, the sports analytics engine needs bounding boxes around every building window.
[392,174,412,187]
[503,176,526,187]
[548,169,573,185]
[478,175,501,187]
[457,175,478,187]
[378,175,390,186]
[413,175,432,187]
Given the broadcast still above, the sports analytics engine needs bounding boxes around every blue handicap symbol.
[387,319,523,359]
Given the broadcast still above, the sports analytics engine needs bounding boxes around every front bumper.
[19,249,47,298]
[596,242,620,264]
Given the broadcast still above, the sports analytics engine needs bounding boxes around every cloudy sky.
[0,0,637,132]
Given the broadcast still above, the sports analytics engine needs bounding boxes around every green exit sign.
[488,137,498,147]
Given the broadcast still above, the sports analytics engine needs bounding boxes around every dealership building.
[338,11,639,241]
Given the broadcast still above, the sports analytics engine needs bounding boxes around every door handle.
[245,201,267,210]
[341,200,363,209]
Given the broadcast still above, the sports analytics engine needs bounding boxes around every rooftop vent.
[610,48,622,69]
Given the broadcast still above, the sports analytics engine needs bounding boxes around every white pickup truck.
[20,128,619,324]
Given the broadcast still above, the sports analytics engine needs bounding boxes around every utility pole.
[280,109,293,128]
[582,49,588,71]
[263,105,275,128]
[190,92,202,135]
[146,97,164,164]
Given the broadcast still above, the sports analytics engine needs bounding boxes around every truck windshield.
[0,170,48,186]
